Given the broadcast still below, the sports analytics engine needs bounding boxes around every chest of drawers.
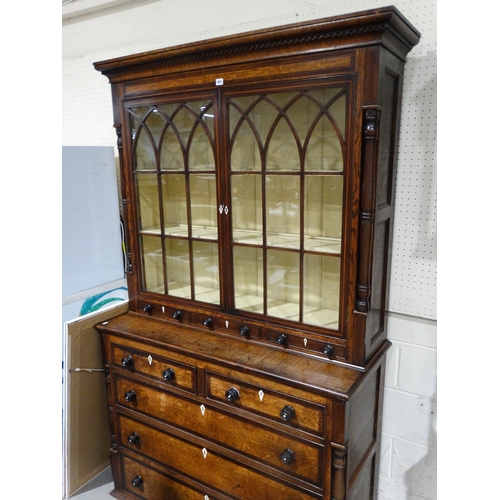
[97,312,388,500]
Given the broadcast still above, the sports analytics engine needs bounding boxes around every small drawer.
[111,343,196,394]
[195,314,260,339]
[118,414,320,499]
[206,372,325,437]
[137,302,191,323]
[267,330,347,360]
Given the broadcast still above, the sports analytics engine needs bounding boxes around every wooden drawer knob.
[124,390,136,402]
[121,355,134,368]
[280,448,296,465]
[128,432,140,445]
[131,475,143,487]
[322,345,334,356]
[225,387,240,402]
[280,405,296,422]
[162,368,175,381]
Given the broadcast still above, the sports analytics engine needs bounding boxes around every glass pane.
[304,115,343,172]
[162,174,188,236]
[159,125,184,171]
[193,241,219,304]
[171,104,197,150]
[267,249,300,321]
[136,173,160,233]
[165,238,191,299]
[190,174,218,239]
[141,235,164,292]
[231,175,262,245]
[303,254,340,328]
[189,120,215,171]
[233,245,263,313]
[306,88,346,139]
[266,175,300,249]
[304,175,343,254]
[134,124,156,170]
[230,118,261,171]
[267,117,300,171]
[144,108,166,147]
[303,89,345,173]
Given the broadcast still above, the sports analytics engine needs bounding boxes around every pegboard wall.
[62,0,437,321]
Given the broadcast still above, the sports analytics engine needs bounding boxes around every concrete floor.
[70,467,114,499]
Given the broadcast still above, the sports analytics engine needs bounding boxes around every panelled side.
[353,46,406,365]
[345,358,386,499]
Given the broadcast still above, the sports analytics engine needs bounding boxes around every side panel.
[346,358,386,500]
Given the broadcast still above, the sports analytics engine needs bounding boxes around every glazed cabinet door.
[226,84,347,332]
[127,94,222,306]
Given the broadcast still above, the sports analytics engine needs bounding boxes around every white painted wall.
[62,1,437,498]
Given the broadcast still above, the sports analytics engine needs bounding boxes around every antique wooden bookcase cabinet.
[94,6,419,500]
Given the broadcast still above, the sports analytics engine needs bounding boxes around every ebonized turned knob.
[277,334,287,345]
[121,355,133,368]
[239,325,250,336]
[131,475,143,487]
[173,310,182,321]
[162,368,175,381]
[280,448,296,465]
[124,390,136,402]
[322,345,334,356]
[128,432,140,445]
[143,304,152,314]
[280,405,296,422]
[225,387,240,402]
[203,317,213,328]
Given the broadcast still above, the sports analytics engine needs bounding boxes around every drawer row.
[111,342,326,437]
[115,374,323,487]
[120,446,321,500]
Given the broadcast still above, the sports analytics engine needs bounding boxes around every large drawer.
[117,414,321,499]
[111,342,196,394]
[114,375,323,486]
[121,453,214,499]
[206,371,325,437]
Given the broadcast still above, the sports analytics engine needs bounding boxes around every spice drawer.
[115,375,324,486]
[117,413,321,499]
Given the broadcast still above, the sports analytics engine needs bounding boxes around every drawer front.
[121,454,211,499]
[118,414,320,499]
[111,343,196,394]
[115,376,323,485]
[206,372,325,436]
